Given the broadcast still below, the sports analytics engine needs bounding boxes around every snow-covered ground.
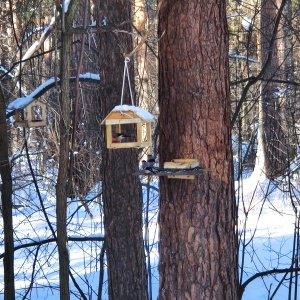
[0,158,299,299]
[238,174,299,299]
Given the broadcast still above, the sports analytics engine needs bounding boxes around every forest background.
[0,0,300,299]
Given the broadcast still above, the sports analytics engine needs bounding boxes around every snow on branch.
[14,17,56,79]
[0,66,14,79]
[62,0,71,12]
[229,54,259,63]
[7,73,100,113]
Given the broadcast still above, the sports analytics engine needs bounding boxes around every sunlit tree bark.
[134,0,149,108]
[158,1,238,299]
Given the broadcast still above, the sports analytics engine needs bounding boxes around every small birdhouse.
[13,99,47,128]
[101,105,155,149]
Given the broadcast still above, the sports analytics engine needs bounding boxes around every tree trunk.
[0,87,15,300]
[283,0,297,162]
[56,29,71,299]
[56,1,80,299]
[158,1,238,299]
[134,0,149,108]
[97,1,148,299]
[257,0,287,178]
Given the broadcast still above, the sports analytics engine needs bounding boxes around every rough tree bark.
[158,1,238,299]
[0,87,14,300]
[55,1,80,299]
[257,0,287,178]
[97,1,148,299]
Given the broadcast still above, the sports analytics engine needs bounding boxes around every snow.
[40,17,55,39]
[112,105,155,121]
[78,72,100,80]
[0,141,299,299]
[242,16,253,31]
[0,159,160,299]
[7,77,59,110]
[273,86,287,98]
[90,21,96,27]
[62,0,71,13]
[229,54,259,63]
[237,172,299,299]
[7,73,100,111]
[0,66,14,79]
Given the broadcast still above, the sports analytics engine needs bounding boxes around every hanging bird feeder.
[101,58,155,149]
[10,98,47,128]
[101,104,154,149]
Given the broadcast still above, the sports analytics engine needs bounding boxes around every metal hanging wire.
[120,57,134,106]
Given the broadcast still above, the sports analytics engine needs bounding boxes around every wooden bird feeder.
[164,159,200,179]
[132,158,208,179]
[12,99,47,128]
[101,105,155,149]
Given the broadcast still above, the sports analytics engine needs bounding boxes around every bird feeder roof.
[101,105,155,124]
[7,97,43,111]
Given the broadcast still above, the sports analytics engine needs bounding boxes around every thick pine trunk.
[158,1,238,299]
[0,87,15,300]
[97,1,148,299]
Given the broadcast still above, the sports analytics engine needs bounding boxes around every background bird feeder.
[12,99,47,128]
[101,105,155,149]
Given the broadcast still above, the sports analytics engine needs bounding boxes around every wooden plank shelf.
[133,167,210,179]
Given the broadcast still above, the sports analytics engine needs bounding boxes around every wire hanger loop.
[120,57,134,106]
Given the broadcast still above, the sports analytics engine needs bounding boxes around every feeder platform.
[133,166,210,179]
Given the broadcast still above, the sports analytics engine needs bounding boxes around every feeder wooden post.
[136,122,142,145]
[106,124,113,148]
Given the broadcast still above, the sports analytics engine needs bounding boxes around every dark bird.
[141,159,162,174]
[112,133,131,143]
[141,160,154,173]
[147,154,156,166]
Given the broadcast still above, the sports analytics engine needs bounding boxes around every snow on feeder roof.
[111,105,155,121]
